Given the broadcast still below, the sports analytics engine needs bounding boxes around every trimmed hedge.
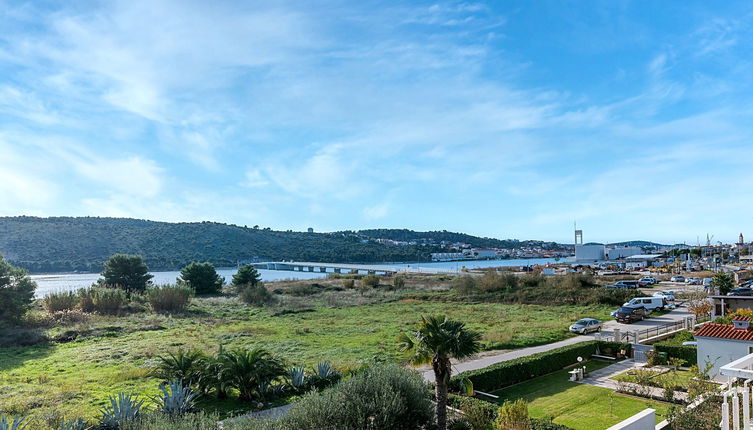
[654,344,697,366]
[452,341,599,392]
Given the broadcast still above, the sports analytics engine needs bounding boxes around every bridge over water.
[251,261,458,275]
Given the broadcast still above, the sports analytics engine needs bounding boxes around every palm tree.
[153,348,206,387]
[220,348,286,401]
[398,315,482,430]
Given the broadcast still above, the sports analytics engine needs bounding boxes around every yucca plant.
[0,416,27,430]
[152,381,198,415]
[56,418,87,430]
[153,348,206,387]
[98,393,144,429]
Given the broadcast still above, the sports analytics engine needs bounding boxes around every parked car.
[623,296,668,311]
[605,283,631,289]
[639,276,658,286]
[614,305,648,323]
[727,288,753,296]
[569,318,603,334]
[616,280,641,289]
[670,275,685,283]
[652,291,675,302]
[685,277,702,285]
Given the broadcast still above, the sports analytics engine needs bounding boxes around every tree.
[0,255,37,322]
[220,348,286,401]
[712,272,734,295]
[179,262,224,295]
[101,254,153,293]
[232,264,261,291]
[398,315,482,430]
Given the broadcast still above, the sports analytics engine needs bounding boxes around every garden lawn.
[491,360,671,430]
[612,369,696,390]
[0,297,612,427]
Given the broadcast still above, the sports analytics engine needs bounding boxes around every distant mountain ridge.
[0,217,562,273]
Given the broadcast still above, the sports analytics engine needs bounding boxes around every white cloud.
[362,203,390,220]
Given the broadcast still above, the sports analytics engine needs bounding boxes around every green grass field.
[491,360,672,430]
[0,294,612,426]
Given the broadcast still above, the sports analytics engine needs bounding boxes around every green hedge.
[654,344,697,366]
[452,341,599,392]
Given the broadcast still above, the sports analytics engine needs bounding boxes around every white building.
[430,252,466,262]
[469,248,498,259]
[607,246,642,260]
[575,244,606,262]
[694,316,753,381]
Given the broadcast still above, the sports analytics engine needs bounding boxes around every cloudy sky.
[1,1,752,244]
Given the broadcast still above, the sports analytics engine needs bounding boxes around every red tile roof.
[734,316,752,321]
[695,323,753,341]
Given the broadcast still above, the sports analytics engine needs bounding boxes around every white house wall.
[697,337,753,381]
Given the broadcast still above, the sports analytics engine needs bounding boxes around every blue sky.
[1,1,752,244]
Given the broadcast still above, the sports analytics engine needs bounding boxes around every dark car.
[614,305,647,323]
[727,288,753,296]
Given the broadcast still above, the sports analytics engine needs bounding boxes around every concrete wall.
[575,244,606,262]
[606,408,655,430]
[696,337,753,381]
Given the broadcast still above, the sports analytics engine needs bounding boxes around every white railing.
[719,353,753,430]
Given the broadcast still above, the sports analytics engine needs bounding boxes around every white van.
[623,296,667,311]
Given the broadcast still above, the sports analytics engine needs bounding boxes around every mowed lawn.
[491,360,671,430]
[0,298,611,425]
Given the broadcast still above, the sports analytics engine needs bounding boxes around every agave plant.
[152,380,198,415]
[308,361,342,390]
[0,416,27,430]
[98,393,144,429]
[56,418,87,430]
[288,366,306,391]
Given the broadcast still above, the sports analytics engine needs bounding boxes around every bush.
[92,288,128,315]
[393,276,406,288]
[232,364,434,430]
[77,288,96,312]
[178,262,224,295]
[0,255,36,322]
[654,344,697,366]
[361,275,380,288]
[454,276,478,295]
[496,399,530,430]
[120,412,219,430]
[452,342,599,392]
[147,285,193,312]
[342,279,355,289]
[239,284,276,306]
[42,291,79,314]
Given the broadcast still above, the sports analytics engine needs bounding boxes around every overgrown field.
[0,274,613,426]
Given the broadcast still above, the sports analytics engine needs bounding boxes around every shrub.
[55,418,87,430]
[153,348,206,387]
[178,262,224,295]
[147,285,193,312]
[393,276,406,288]
[220,348,286,401]
[452,342,599,392]
[496,400,530,430]
[239,284,276,306]
[77,288,96,312]
[454,276,478,295]
[233,364,434,430]
[42,291,79,314]
[361,275,380,288]
[654,344,697,366]
[0,256,36,322]
[120,412,219,430]
[233,265,262,291]
[342,279,355,289]
[93,288,127,315]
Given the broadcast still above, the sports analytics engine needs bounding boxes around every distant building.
[607,246,642,260]
[469,248,498,259]
[307,227,314,233]
[575,244,606,262]
[431,252,466,262]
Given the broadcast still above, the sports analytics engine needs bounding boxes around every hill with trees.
[0,217,552,273]
[352,229,566,250]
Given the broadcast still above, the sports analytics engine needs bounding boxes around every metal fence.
[599,315,709,344]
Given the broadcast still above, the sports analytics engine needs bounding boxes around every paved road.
[422,305,694,382]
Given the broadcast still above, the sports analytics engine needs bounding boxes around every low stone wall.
[605,408,655,430]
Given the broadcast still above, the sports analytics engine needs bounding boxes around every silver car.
[569,318,603,335]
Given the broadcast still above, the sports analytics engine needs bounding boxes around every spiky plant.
[288,366,306,392]
[56,418,87,430]
[151,380,199,415]
[0,416,27,430]
[308,361,341,390]
[98,393,144,429]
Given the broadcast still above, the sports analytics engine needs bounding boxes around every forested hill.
[0,217,534,273]
[352,229,567,250]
